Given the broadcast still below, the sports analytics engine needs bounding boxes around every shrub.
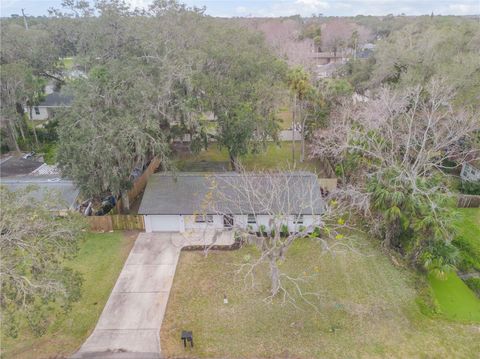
[453,236,480,273]
[258,224,267,236]
[459,180,480,195]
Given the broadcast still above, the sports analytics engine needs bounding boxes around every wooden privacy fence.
[88,215,145,231]
[457,194,480,208]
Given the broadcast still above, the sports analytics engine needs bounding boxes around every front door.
[223,214,234,228]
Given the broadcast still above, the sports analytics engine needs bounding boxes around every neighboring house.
[139,172,324,233]
[30,163,61,176]
[1,176,80,213]
[25,92,73,121]
[461,161,480,182]
[310,51,349,66]
[356,43,375,59]
[316,62,341,79]
[0,157,44,177]
[64,69,87,80]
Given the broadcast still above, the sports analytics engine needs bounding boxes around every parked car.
[22,151,35,160]
[94,195,116,216]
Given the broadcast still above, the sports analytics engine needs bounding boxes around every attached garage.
[145,215,184,232]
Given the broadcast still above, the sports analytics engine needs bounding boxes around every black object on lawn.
[181,330,193,348]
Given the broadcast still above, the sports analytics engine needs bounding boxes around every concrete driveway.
[72,230,233,359]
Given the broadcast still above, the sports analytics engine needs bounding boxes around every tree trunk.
[29,107,39,147]
[229,152,237,172]
[121,190,130,213]
[8,119,21,153]
[292,95,296,165]
[269,256,281,297]
[17,116,26,141]
[300,115,306,163]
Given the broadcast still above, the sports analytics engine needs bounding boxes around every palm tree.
[287,67,311,164]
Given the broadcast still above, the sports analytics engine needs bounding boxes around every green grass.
[277,108,293,129]
[453,208,480,272]
[161,237,480,358]
[1,232,136,359]
[174,142,330,176]
[61,57,74,70]
[428,272,480,322]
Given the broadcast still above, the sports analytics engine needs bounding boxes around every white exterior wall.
[233,214,319,233]
[144,214,320,233]
[25,106,49,121]
[461,163,480,182]
[184,215,224,231]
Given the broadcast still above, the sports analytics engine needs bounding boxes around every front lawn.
[174,142,330,176]
[1,231,136,359]
[161,238,480,358]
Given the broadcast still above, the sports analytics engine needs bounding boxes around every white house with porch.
[25,92,73,121]
[461,161,480,182]
[139,172,325,233]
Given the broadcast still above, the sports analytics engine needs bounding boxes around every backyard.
[173,142,332,176]
[161,236,480,358]
[1,231,136,359]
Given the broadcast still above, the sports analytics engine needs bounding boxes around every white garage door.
[150,215,182,232]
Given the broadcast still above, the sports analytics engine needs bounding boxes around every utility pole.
[21,9,29,30]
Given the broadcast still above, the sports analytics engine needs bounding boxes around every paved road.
[72,231,233,359]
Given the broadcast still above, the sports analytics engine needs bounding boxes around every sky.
[1,0,479,18]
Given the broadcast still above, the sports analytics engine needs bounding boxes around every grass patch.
[1,231,136,359]
[174,142,328,175]
[62,57,74,70]
[161,237,480,358]
[453,208,480,272]
[428,272,480,323]
[277,108,293,129]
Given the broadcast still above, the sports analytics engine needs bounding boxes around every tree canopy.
[0,0,289,198]
[0,186,85,337]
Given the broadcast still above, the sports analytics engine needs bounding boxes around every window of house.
[195,214,213,223]
[34,106,40,115]
[296,214,304,224]
[247,214,256,224]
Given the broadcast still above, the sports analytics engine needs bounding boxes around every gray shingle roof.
[0,157,43,177]
[39,92,73,107]
[138,172,325,215]
[1,176,79,210]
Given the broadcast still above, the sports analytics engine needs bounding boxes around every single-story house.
[0,156,44,177]
[1,176,80,213]
[25,92,73,121]
[316,62,341,79]
[461,161,480,182]
[139,172,325,233]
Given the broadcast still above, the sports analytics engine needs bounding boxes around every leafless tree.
[202,169,354,308]
[312,78,479,185]
[310,79,479,254]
